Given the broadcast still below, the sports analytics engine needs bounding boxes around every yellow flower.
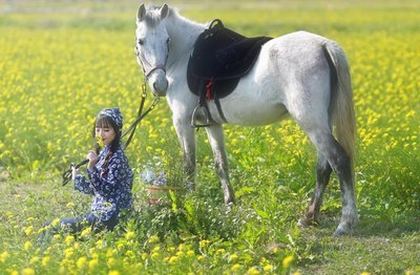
[24,226,34,236]
[125,231,136,240]
[64,235,75,246]
[148,235,159,243]
[229,253,238,263]
[90,249,97,258]
[41,256,50,267]
[107,257,116,268]
[282,255,294,269]
[23,241,32,251]
[64,248,74,258]
[96,136,105,148]
[0,251,9,263]
[76,256,87,269]
[197,255,205,261]
[66,202,75,208]
[9,271,18,275]
[117,243,124,251]
[106,248,115,257]
[177,243,186,251]
[168,256,178,264]
[51,218,60,227]
[186,250,195,257]
[89,259,98,270]
[125,250,135,258]
[80,227,91,238]
[151,252,160,260]
[231,264,241,272]
[263,264,273,272]
[109,271,120,275]
[247,266,260,275]
[199,239,210,249]
[96,239,104,249]
[22,268,35,275]
[360,272,370,275]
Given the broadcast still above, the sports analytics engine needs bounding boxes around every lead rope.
[62,82,160,186]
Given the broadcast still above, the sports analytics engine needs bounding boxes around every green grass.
[0,0,419,274]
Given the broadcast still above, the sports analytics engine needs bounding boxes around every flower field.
[0,1,419,274]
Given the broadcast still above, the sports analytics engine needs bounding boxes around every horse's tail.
[322,42,356,169]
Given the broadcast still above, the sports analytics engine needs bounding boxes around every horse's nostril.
[153,82,158,92]
[162,79,168,91]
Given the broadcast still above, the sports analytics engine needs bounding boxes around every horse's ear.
[137,4,146,22]
[160,4,169,19]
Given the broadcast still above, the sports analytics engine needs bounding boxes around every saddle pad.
[187,19,272,99]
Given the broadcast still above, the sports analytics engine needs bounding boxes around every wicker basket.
[145,185,177,206]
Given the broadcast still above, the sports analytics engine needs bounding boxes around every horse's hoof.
[333,222,353,237]
[224,195,235,205]
[297,218,309,228]
[297,217,318,228]
[186,181,195,192]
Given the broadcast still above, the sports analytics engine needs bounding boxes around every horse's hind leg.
[205,124,235,204]
[298,153,332,227]
[306,129,358,235]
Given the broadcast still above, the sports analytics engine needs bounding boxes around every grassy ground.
[1,180,418,274]
[0,0,419,274]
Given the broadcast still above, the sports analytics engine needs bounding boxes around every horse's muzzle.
[149,69,168,96]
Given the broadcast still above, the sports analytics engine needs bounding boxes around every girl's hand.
[71,165,80,181]
[86,150,98,169]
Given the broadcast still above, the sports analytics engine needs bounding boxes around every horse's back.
[264,31,333,65]
[217,31,335,126]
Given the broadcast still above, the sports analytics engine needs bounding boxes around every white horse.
[135,4,357,235]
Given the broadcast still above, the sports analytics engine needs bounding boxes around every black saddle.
[187,19,272,127]
[187,19,272,99]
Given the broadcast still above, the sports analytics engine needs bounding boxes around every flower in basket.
[153,172,167,186]
[141,168,156,184]
[141,168,167,186]
[141,167,169,206]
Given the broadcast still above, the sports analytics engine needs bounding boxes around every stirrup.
[191,105,213,128]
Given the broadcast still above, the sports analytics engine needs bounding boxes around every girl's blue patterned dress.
[74,144,133,222]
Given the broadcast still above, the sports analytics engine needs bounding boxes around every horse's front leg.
[174,118,196,190]
[205,124,235,204]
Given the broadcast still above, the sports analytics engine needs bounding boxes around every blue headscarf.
[98,107,123,130]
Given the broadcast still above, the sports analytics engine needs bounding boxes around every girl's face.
[95,126,116,146]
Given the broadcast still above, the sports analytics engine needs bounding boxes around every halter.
[135,45,168,79]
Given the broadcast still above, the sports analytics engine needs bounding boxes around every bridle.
[135,44,168,79]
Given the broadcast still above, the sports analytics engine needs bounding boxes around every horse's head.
[135,4,170,97]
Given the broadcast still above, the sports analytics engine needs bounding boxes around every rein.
[62,82,160,186]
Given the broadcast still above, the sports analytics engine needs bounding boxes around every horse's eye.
[166,38,171,45]
[138,39,144,45]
